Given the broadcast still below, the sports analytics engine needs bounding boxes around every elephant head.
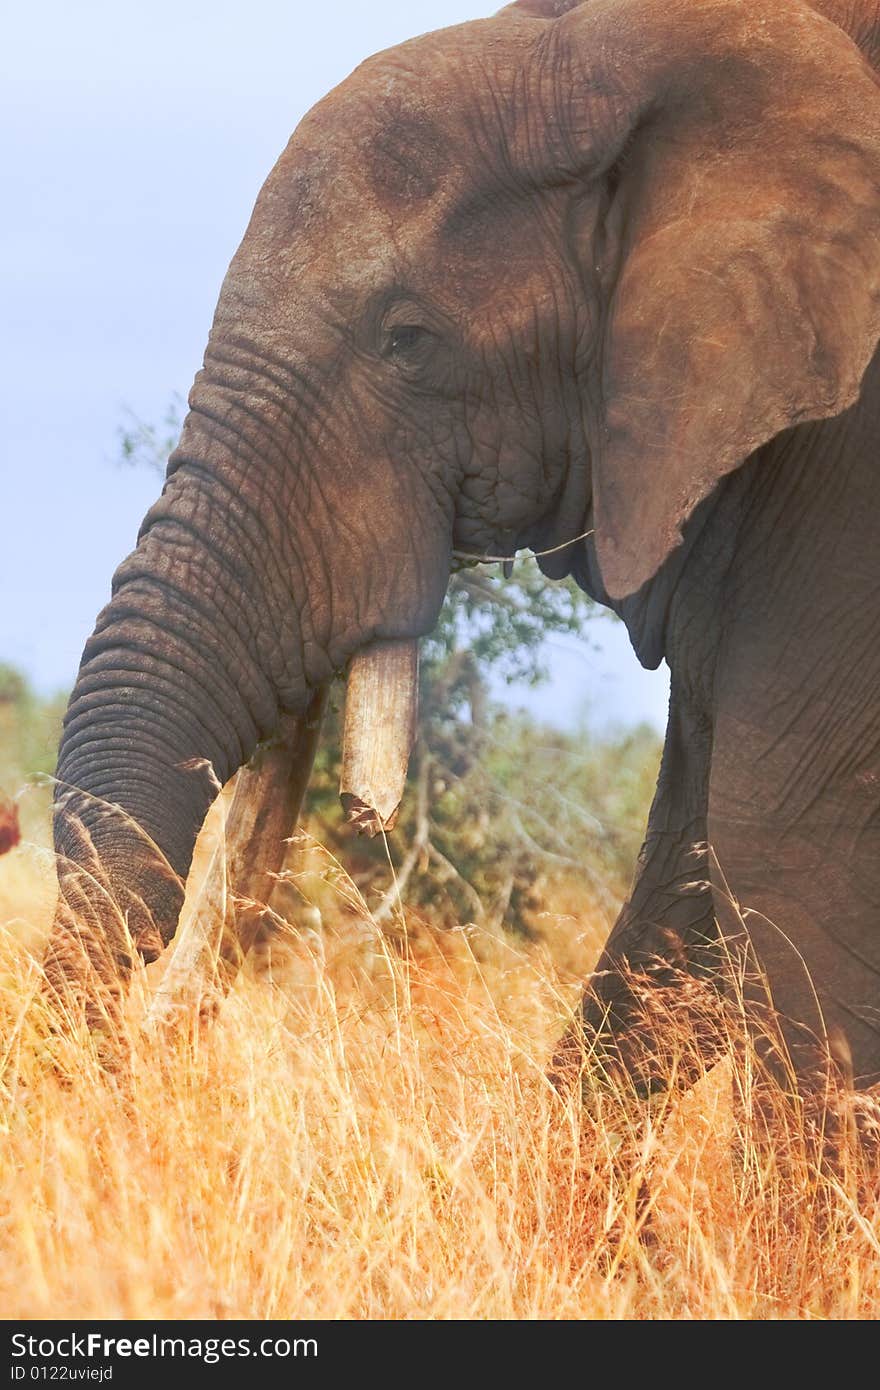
[50,0,880,1017]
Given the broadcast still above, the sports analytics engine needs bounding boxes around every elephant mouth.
[339,637,419,838]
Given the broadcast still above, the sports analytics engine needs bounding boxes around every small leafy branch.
[117,395,186,477]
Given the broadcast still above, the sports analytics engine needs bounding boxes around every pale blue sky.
[0,0,669,732]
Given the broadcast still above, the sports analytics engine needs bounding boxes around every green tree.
[0,665,67,842]
[117,394,185,478]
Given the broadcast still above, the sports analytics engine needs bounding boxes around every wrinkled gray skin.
[51,0,880,1090]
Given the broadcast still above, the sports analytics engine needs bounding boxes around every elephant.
[47,0,880,1102]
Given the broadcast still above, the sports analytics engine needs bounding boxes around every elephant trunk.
[49,404,312,1010]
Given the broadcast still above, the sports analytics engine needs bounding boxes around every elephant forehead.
[363,107,449,205]
[226,14,550,302]
[248,122,460,293]
[292,68,468,214]
[240,146,397,292]
[283,14,544,212]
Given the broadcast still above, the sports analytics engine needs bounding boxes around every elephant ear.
[546,0,880,598]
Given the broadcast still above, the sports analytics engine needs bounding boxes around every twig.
[372,749,431,928]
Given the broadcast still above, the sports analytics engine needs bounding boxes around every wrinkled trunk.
[46,404,313,1024]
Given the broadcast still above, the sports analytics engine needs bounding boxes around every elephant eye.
[380,312,446,384]
[387,324,429,358]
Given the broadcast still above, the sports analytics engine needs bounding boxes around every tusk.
[340,639,418,837]
[144,687,327,1033]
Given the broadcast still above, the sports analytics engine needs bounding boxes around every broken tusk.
[144,688,327,1034]
[340,639,418,837]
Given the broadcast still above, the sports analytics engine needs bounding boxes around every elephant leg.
[553,683,728,1097]
[144,690,326,1034]
[709,732,880,1097]
[697,589,880,1218]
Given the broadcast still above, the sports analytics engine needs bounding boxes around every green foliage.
[302,683,660,935]
[0,665,66,841]
[426,712,660,925]
[117,395,185,478]
[424,564,597,688]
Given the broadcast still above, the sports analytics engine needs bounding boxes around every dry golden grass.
[1,821,880,1321]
